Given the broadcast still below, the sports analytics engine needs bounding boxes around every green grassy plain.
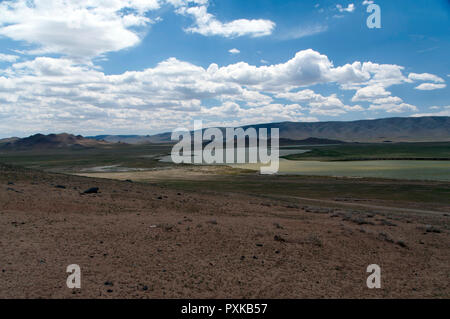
[282,142,450,161]
[0,143,173,172]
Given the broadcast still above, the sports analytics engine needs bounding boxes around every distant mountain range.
[1,116,448,151]
[0,133,111,150]
[89,116,450,144]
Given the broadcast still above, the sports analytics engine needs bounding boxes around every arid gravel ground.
[0,164,449,298]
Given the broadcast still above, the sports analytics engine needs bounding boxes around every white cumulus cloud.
[0,49,438,135]
[408,72,445,83]
[0,53,20,62]
[415,83,447,90]
[0,0,160,59]
[336,3,355,13]
[175,4,275,38]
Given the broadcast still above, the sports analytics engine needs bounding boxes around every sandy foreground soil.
[0,164,449,298]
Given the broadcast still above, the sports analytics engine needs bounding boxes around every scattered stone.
[274,235,286,243]
[396,240,407,248]
[355,218,373,225]
[11,221,24,227]
[125,179,133,183]
[418,225,442,233]
[142,285,148,291]
[425,225,441,233]
[157,196,163,200]
[378,232,394,243]
[256,243,263,247]
[55,185,66,189]
[83,187,99,194]
[380,219,397,227]
[104,281,114,286]
[106,289,113,293]
[159,224,174,232]
[273,223,283,229]
[7,181,14,185]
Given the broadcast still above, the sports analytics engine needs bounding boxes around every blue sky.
[0,0,449,137]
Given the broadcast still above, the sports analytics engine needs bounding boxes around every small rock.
[104,281,113,286]
[378,232,394,243]
[424,225,441,233]
[396,240,407,248]
[380,219,397,227]
[55,185,66,189]
[83,187,99,194]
